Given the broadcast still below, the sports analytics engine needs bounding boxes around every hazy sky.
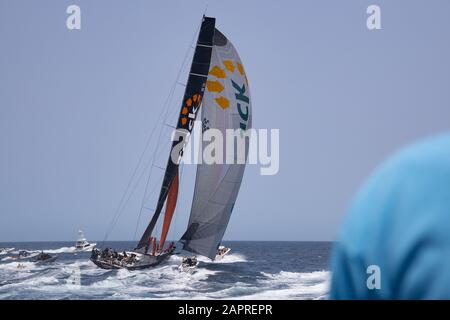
[1,0,450,242]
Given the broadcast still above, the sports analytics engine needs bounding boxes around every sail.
[158,170,179,250]
[181,28,252,259]
[136,16,216,250]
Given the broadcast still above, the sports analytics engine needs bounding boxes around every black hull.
[90,252,171,270]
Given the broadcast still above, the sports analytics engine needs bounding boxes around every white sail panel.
[181,28,252,259]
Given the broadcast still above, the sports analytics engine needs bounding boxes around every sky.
[1,0,450,242]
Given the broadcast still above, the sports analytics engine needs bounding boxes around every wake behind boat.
[92,15,252,270]
[11,250,40,261]
[0,248,14,255]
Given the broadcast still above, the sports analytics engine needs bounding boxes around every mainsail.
[181,28,252,259]
[136,16,216,250]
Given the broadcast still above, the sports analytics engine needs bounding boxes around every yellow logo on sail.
[215,96,230,109]
[209,66,226,79]
[223,60,235,73]
[206,60,247,110]
[206,80,224,93]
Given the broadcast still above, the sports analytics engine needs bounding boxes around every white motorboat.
[75,230,96,251]
[216,246,231,260]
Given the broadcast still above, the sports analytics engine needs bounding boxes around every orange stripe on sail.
[159,170,179,250]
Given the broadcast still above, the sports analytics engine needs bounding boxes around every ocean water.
[0,241,332,300]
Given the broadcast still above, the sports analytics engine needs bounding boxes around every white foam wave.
[194,253,248,264]
[7,245,93,255]
[42,246,77,254]
[1,251,40,261]
[235,270,331,300]
[0,261,37,272]
[0,248,14,255]
[82,258,218,299]
[215,253,247,264]
[0,250,330,300]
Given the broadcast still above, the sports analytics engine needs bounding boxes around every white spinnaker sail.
[181,28,252,259]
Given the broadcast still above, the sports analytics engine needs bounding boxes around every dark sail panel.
[136,16,215,250]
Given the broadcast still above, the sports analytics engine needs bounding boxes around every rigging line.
[119,111,179,238]
[127,109,177,215]
[132,21,203,242]
[133,92,174,240]
[116,99,173,242]
[102,66,188,244]
[203,1,209,16]
[105,110,171,243]
[104,17,202,243]
[102,26,199,245]
[133,154,157,241]
[101,99,167,245]
[141,164,165,206]
[101,78,176,242]
[131,80,178,242]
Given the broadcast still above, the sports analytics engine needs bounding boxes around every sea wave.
[239,270,331,300]
[0,248,14,256]
[0,243,331,300]
[196,252,248,264]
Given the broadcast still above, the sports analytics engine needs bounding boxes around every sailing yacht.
[91,15,252,270]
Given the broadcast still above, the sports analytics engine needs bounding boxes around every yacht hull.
[90,252,171,270]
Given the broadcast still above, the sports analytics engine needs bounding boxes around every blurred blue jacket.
[330,133,450,299]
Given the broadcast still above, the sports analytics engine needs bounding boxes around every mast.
[136,16,216,251]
